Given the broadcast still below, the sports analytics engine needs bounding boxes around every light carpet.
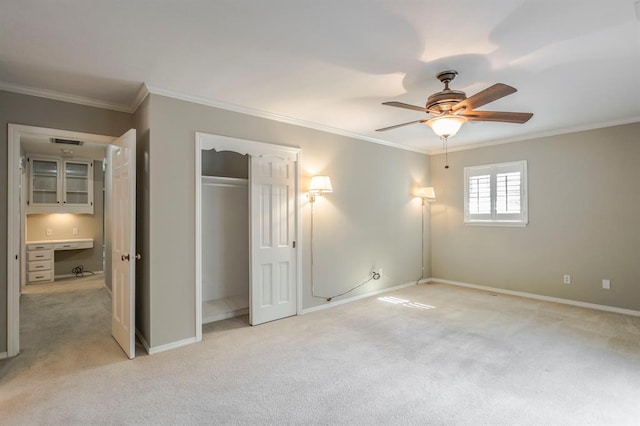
[1,282,639,425]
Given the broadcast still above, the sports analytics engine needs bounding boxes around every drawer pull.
[35,255,44,258]
[36,275,44,279]
[63,245,71,248]
[35,265,44,269]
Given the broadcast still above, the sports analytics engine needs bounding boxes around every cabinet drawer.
[28,260,52,272]
[27,243,54,251]
[28,270,54,283]
[28,250,52,261]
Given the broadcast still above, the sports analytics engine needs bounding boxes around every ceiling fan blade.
[382,101,428,113]
[452,83,517,112]
[463,111,533,124]
[376,119,428,132]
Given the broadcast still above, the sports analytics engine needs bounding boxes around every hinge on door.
[292,241,296,248]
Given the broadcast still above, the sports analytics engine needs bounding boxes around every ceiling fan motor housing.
[426,90,466,114]
[426,69,467,114]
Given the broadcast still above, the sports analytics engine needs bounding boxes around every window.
[464,160,527,226]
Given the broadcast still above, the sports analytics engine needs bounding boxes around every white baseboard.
[142,334,198,355]
[429,278,640,317]
[0,351,7,360]
[300,280,425,315]
[103,283,112,298]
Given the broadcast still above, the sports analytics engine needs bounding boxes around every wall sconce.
[415,186,436,205]
[308,175,333,202]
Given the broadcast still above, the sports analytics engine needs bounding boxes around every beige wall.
[0,90,132,354]
[26,161,105,275]
[430,122,640,311]
[144,94,430,348]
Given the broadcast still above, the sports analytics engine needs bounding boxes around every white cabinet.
[26,243,54,284]
[27,156,94,214]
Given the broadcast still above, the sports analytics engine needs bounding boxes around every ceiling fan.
[377,70,533,168]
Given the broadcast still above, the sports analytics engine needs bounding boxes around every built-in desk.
[26,239,94,284]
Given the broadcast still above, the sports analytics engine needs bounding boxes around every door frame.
[6,124,115,358]
[194,132,302,341]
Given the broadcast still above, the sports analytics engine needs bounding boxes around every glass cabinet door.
[64,161,90,205]
[31,159,59,205]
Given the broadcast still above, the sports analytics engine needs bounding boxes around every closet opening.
[200,150,250,324]
[194,132,302,342]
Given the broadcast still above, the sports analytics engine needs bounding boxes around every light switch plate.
[602,279,610,290]
[46,228,53,236]
[72,227,79,235]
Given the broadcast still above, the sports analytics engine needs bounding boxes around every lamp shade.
[426,115,467,137]
[416,186,436,200]
[309,175,333,194]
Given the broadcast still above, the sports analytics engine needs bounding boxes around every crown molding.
[130,83,150,112]
[145,85,429,155]
[0,80,134,113]
[427,116,640,155]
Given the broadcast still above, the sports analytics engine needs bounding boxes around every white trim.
[150,85,428,154]
[198,132,300,160]
[300,281,420,315]
[7,124,116,358]
[429,278,640,317]
[429,116,640,155]
[147,336,198,355]
[130,84,150,113]
[295,152,303,316]
[0,80,133,113]
[135,328,150,354]
[194,136,203,342]
[7,125,19,357]
[0,352,7,360]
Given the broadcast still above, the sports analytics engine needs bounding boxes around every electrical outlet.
[563,275,571,284]
[72,227,79,235]
[46,228,53,236]
[602,279,610,290]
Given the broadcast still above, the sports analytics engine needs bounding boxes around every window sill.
[464,221,528,227]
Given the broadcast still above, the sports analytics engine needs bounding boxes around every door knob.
[121,254,130,261]
[135,253,141,260]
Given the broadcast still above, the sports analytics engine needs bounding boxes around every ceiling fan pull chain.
[442,136,450,169]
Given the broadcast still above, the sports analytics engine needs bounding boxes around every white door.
[249,156,296,325]
[110,129,136,358]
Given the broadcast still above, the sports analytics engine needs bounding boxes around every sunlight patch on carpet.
[378,296,435,310]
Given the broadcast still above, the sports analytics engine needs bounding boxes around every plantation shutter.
[495,162,525,221]
[464,166,492,221]
[464,161,527,225]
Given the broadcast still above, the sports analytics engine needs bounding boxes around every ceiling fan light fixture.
[426,115,468,138]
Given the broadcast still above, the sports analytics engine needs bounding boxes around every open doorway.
[194,132,302,342]
[6,125,137,361]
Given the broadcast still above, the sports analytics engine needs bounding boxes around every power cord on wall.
[310,200,381,302]
[72,265,95,278]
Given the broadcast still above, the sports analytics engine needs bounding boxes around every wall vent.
[51,138,83,146]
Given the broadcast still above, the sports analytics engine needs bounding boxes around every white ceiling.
[1,1,639,153]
